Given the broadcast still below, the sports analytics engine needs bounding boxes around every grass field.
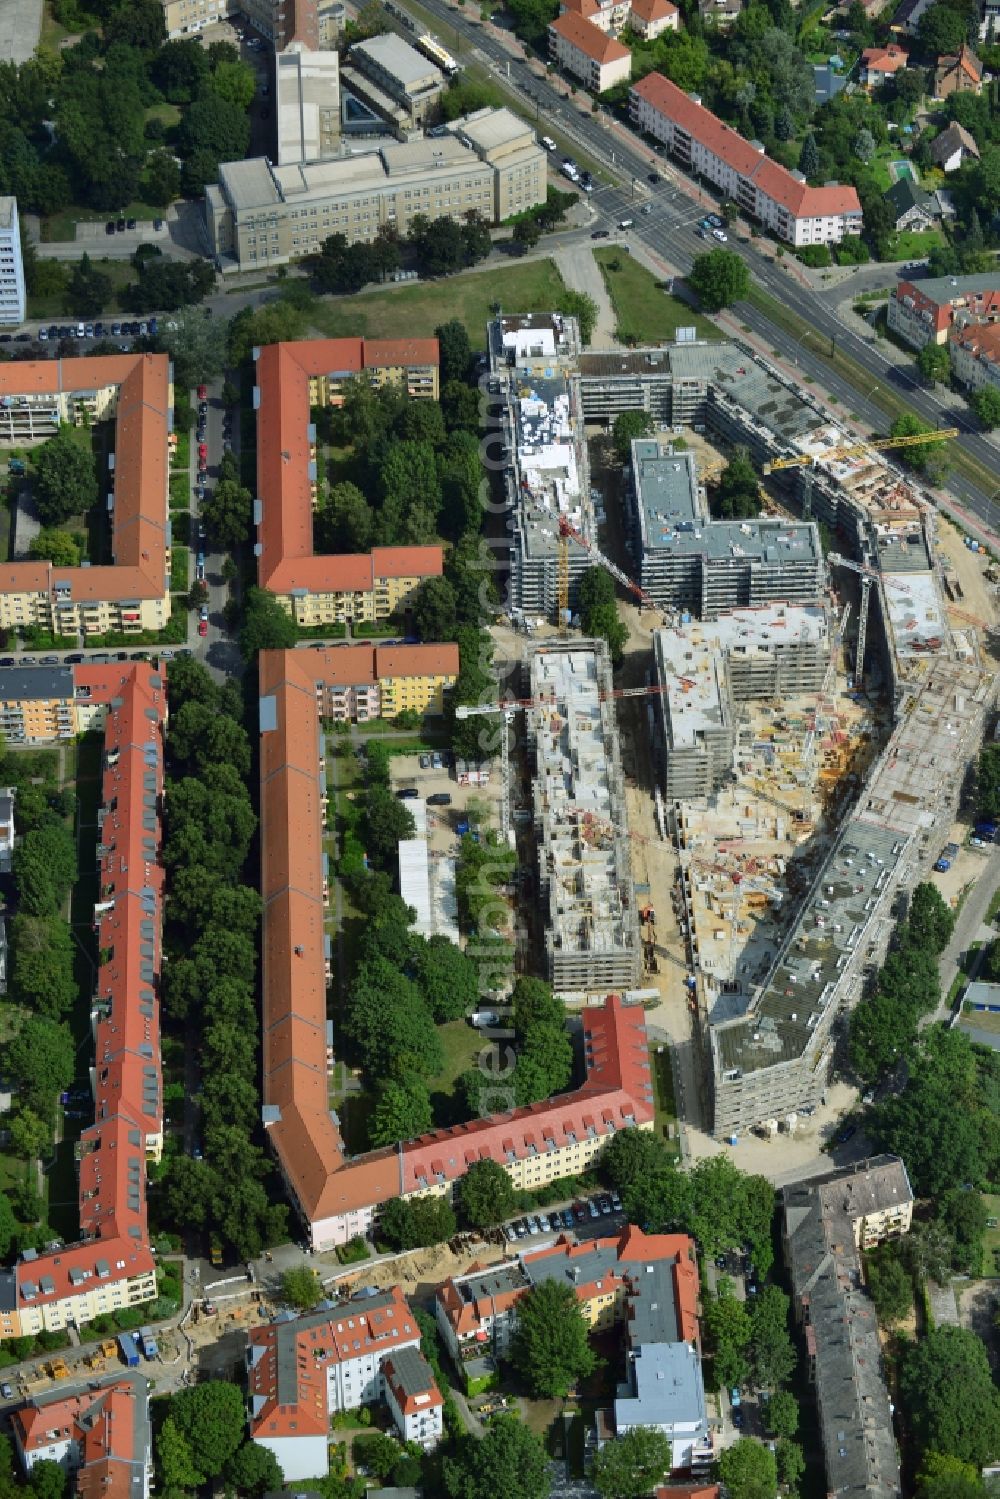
[428,1020,482,1104]
[884,229,945,261]
[593,248,718,344]
[308,259,569,343]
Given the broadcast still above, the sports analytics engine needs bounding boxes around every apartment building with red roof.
[0,663,165,1341]
[13,1372,152,1499]
[436,1226,698,1366]
[549,11,632,91]
[247,1285,437,1480]
[887,272,1000,349]
[950,319,1000,393]
[259,650,654,1251]
[557,0,678,38]
[253,337,441,626]
[0,355,173,639]
[630,74,863,247]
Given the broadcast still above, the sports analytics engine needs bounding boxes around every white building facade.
[0,199,26,327]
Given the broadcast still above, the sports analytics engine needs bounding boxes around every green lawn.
[593,247,718,344]
[171,430,190,473]
[28,258,139,319]
[307,259,570,342]
[883,229,945,261]
[428,1020,482,1101]
[145,102,181,129]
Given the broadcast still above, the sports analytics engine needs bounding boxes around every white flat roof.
[883,571,948,656]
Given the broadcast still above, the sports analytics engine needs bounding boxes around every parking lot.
[502,1192,623,1247]
[389,751,507,857]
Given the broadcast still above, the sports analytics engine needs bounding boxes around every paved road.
[406,0,1000,530]
[935,846,1000,1019]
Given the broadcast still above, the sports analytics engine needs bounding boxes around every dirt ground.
[934,517,999,634]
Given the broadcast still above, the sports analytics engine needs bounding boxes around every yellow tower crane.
[763,428,959,474]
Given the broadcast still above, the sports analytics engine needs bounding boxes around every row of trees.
[157,657,286,1259]
[849,881,954,1081]
[157,1380,282,1496]
[307,212,493,295]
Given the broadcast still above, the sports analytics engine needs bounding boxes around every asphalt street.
[401,0,1000,530]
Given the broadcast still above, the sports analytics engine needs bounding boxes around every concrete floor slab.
[0,0,41,64]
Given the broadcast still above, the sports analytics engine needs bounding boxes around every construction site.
[490,312,998,1143]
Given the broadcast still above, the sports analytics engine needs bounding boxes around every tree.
[157,1416,203,1492]
[16,822,77,916]
[749,1285,796,1389]
[442,379,481,434]
[513,217,542,252]
[209,58,257,110]
[158,305,227,386]
[972,386,1000,431]
[169,701,251,777]
[379,1194,456,1250]
[716,1437,777,1499]
[689,249,750,311]
[345,957,443,1078]
[900,1325,1000,1467]
[576,566,627,663]
[413,576,459,643]
[559,289,599,346]
[356,1430,402,1483]
[10,914,76,1019]
[592,1428,672,1498]
[611,409,653,462]
[459,1158,515,1228]
[799,132,820,179]
[937,1187,989,1275]
[443,1415,551,1499]
[368,1076,433,1147]
[763,1389,799,1439]
[8,1108,52,1162]
[601,1126,674,1193]
[908,882,955,954]
[511,1279,596,1398]
[7,1017,74,1115]
[29,529,81,566]
[177,90,249,165]
[704,1283,753,1389]
[918,342,951,387]
[889,412,950,479]
[917,1,968,53]
[33,427,98,527]
[916,1452,992,1499]
[0,1193,15,1260]
[775,1439,805,1491]
[28,1461,67,1499]
[377,440,441,545]
[317,480,375,553]
[865,1242,914,1323]
[239,587,298,659]
[153,37,209,102]
[67,253,112,319]
[202,478,251,549]
[364,786,416,867]
[413,935,479,1022]
[436,318,472,385]
[854,126,876,162]
[223,1442,284,1499]
[713,449,760,520]
[280,1265,323,1310]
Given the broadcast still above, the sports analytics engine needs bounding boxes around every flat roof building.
[206,112,545,268]
[346,33,444,127]
[276,44,341,166]
[628,438,824,618]
[0,197,26,327]
[528,641,642,992]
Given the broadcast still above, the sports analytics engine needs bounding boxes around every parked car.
[591,229,610,238]
[126,218,136,230]
[106,221,116,235]
[198,443,208,459]
[426,792,452,806]
[419,754,431,768]
[198,617,208,637]
[540,135,557,151]
[395,786,419,800]
[712,227,728,242]
[197,384,207,400]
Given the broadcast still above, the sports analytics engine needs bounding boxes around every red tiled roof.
[15,1375,144,1494]
[630,0,679,22]
[248,1286,420,1440]
[255,338,440,597]
[12,664,164,1318]
[0,355,170,604]
[861,43,908,73]
[938,42,982,79]
[631,74,862,220]
[561,0,603,17]
[550,11,631,63]
[951,322,1000,363]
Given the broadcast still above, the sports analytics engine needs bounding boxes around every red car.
[197,384,207,401]
[198,617,208,637]
[198,442,207,459]
[198,457,207,474]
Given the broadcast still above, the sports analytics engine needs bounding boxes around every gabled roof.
[630,0,679,20]
[937,41,982,80]
[0,355,170,602]
[254,338,440,596]
[630,74,862,220]
[860,42,908,73]
[884,177,936,217]
[930,120,980,163]
[14,1371,149,1499]
[549,11,631,62]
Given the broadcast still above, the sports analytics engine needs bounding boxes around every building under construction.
[626,438,824,617]
[710,656,992,1136]
[527,640,642,993]
[490,313,596,621]
[655,604,830,799]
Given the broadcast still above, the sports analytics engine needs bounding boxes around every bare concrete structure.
[527,641,642,992]
[711,657,991,1135]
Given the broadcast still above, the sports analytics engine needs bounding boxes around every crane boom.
[557,515,663,616]
[763,427,958,474]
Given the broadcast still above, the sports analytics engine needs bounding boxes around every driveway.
[553,244,618,346]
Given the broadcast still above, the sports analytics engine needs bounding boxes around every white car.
[541,135,557,152]
[713,228,728,242]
